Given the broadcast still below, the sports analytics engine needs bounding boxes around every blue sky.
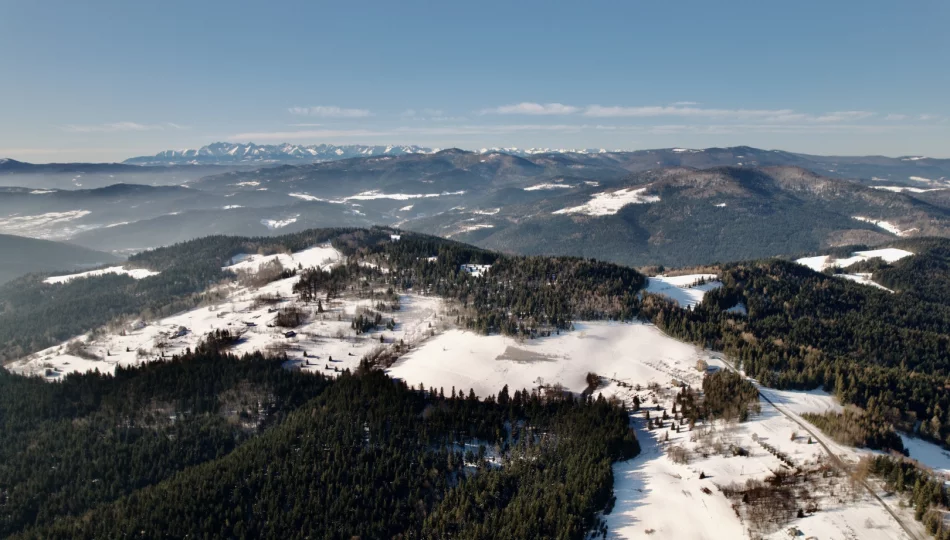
[1,0,948,162]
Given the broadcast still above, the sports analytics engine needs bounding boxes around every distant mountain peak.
[125,143,436,166]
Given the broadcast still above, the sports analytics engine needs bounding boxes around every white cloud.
[919,114,937,121]
[288,106,372,118]
[479,102,580,115]
[477,102,882,124]
[812,111,875,123]
[583,105,799,120]
[229,128,389,141]
[885,114,908,121]
[644,123,900,135]
[60,122,187,133]
[228,124,590,142]
[401,108,447,119]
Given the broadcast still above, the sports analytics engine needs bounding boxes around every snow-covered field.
[344,190,466,201]
[224,245,342,273]
[523,183,573,191]
[900,435,950,477]
[43,266,160,284]
[796,248,913,272]
[388,322,725,398]
[852,216,915,237]
[645,274,721,309]
[553,187,659,216]
[795,248,914,292]
[260,216,299,229]
[872,185,946,194]
[838,272,893,291]
[449,223,494,236]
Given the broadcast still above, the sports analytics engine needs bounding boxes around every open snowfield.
[224,245,342,273]
[900,435,950,477]
[644,274,722,308]
[43,266,160,284]
[553,187,659,216]
[388,321,728,398]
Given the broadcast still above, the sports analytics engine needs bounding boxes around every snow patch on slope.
[796,248,913,273]
[44,266,159,284]
[553,187,659,216]
[645,274,721,309]
[260,216,299,229]
[524,183,573,191]
[852,216,914,236]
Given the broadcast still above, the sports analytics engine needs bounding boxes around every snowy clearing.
[838,273,894,292]
[523,183,573,191]
[224,245,342,273]
[450,224,494,236]
[872,185,946,194]
[44,266,160,284]
[343,190,466,201]
[796,248,913,272]
[260,216,299,229]
[553,187,660,216]
[459,264,491,277]
[288,192,340,203]
[852,216,914,236]
[899,435,950,477]
[388,322,723,401]
[645,274,721,309]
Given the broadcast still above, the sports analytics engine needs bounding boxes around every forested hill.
[1,347,638,539]
[647,238,950,450]
[0,227,645,362]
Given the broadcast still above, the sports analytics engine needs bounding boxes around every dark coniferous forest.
[1,344,638,539]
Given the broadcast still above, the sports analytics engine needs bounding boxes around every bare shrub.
[667,444,690,464]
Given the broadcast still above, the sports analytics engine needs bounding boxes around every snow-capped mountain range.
[124,143,437,165]
[123,142,625,165]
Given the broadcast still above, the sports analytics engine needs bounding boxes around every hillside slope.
[0,234,119,284]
